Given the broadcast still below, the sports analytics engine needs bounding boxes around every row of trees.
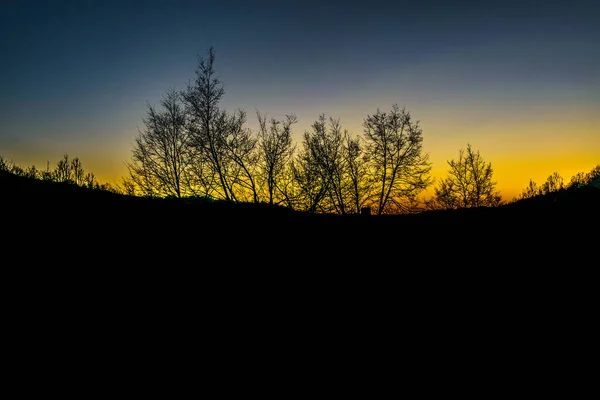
[4,148,596,207]
[3,47,597,215]
[122,47,506,215]
[0,153,113,191]
[513,166,600,201]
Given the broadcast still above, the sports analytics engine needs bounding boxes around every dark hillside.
[2,170,598,266]
[2,170,596,341]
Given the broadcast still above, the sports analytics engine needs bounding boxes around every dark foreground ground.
[1,170,596,382]
[2,170,598,262]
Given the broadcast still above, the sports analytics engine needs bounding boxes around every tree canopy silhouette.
[256,111,297,206]
[181,46,253,202]
[427,143,502,210]
[362,105,433,215]
[126,88,190,198]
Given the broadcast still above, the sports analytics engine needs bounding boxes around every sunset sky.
[1,0,598,201]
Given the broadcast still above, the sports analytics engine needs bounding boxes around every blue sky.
[1,0,599,199]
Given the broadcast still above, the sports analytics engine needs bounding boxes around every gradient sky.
[1,0,598,201]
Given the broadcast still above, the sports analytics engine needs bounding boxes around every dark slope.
[2,169,598,265]
[2,170,596,354]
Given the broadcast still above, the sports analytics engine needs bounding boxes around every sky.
[1,0,599,201]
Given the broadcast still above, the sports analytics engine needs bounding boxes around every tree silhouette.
[256,111,297,206]
[182,47,255,202]
[71,156,85,186]
[427,143,502,209]
[54,154,73,183]
[589,166,600,188]
[290,128,328,213]
[517,179,540,200]
[362,105,432,215]
[114,48,598,216]
[568,172,588,190]
[576,165,600,188]
[126,88,190,198]
[221,109,259,203]
[540,172,564,195]
[53,154,89,186]
[83,171,97,189]
[305,114,354,214]
[512,165,600,202]
[344,134,374,215]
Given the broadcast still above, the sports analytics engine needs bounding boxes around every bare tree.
[221,109,260,202]
[568,172,588,190]
[0,157,33,178]
[71,157,85,186]
[256,111,297,206]
[54,154,73,183]
[182,47,235,201]
[126,88,190,198]
[41,161,53,181]
[540,172,564,195]
[344,134,374,214]
[568,164,600,189]
[363,105,433,215]
[516,178,540,201]
[83,172,97,189]
[290,130,329,213]
[302,114,351,214]
[589,166,600,188]
[290,114,361,214]
[428,143,502,209]
[181,48,260,202]
[426,177,459,210]
[116,176,138,196]
[275,165,302,210]
[0,156,8,172]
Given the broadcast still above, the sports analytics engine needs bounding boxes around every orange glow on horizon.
[2,115,598,204]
